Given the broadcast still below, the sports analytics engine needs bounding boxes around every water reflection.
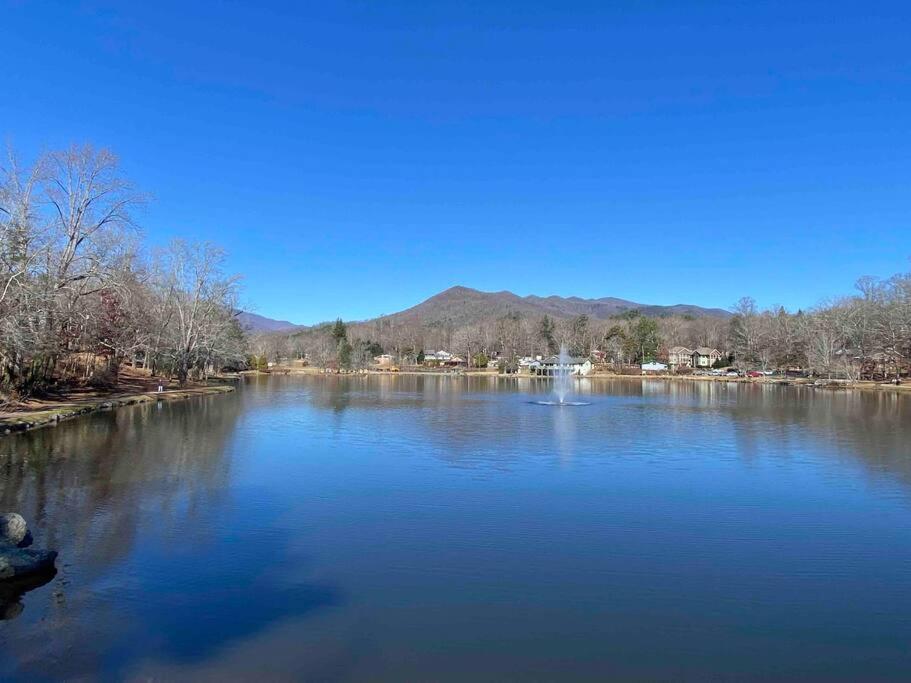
[0,392,341,680]
[0,568,56,621]
[1,377,910,681]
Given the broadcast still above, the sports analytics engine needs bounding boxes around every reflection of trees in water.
[607,380,911,490]
[291,375,911,487]
[0,391,344,681]
[0,394,242,582]
[727,385,911,486]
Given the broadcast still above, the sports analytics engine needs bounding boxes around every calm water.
[2,375,911,681]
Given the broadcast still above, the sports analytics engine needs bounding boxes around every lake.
[2,375,911,681]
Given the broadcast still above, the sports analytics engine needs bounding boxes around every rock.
[0,546,58,580]
[0,513,28,546]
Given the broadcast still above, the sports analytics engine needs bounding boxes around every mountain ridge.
[236,311,302,333]
[373,286,731,326]
[243,286,730,334]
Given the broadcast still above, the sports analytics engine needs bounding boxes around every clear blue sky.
[4,1,910,324]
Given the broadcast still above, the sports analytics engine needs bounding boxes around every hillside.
[262,286,730,344]
[236,311,302,333]
[368,286,731,328]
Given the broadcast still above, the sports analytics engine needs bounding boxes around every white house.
[532,356,593,376]
[641,361,668,373]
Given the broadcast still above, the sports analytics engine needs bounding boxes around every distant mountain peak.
[259,287,729,337]
[382,287,730,328]
[236,311,302,333]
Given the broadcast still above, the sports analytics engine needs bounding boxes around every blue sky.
[4,1,910,324]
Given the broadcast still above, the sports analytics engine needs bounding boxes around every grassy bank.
[0,382,236,436]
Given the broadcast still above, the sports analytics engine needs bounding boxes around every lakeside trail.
[0,371,236,436]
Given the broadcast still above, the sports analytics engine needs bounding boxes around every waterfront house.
[517,357,541,374]
[668,346,693,369]
[691,347,724,368]
[641,361,668,373]
[531,355,593,377]
[423,350,463,367]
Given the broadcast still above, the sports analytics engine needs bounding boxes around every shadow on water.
[0,391,342,681]
[0,568,57,621]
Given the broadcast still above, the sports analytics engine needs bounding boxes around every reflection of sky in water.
[1,376,911,681]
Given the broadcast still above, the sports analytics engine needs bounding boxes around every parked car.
[725,370,740,377]
[746,370,763,378]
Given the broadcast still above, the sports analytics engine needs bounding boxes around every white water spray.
[554,343,573,404]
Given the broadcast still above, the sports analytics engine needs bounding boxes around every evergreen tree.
[331,318,348,344]
[337,338,352,370]
[538,315,557,355]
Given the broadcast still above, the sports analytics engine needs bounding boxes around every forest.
[0,145,245,403]
[254,274,911,380]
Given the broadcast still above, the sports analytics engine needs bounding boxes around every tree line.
[0,145,246,403]
[254,307,726,371]
[727,271,911,379]
[256,265,911,380]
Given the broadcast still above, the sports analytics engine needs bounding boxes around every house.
[691,347,724,368]
[422,350,463,367]
[517,357,541,374]
[641,361,668,373]
[531,355,593,377]
[668,346,693,369]
[422,350,450,364]
[374,354,395,367]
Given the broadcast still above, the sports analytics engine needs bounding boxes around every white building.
[531,356,593,376]
[641,361,668,373]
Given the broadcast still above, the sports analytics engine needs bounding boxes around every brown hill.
[371,286,730,328]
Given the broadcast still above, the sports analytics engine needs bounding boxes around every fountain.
[534,344,591,406]
[554,344,573,404]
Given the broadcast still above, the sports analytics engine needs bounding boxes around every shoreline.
[2,369,905,437]
[251,367,911,393]
[0,383,236,436]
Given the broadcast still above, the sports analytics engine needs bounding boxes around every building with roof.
[641,361,668,373]
[530,355,593,377]
[692,347,724,368]
[668,346,693,369]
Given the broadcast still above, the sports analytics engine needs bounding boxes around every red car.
[746,371,763,378]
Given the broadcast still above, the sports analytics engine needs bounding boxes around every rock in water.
[0,547,58,580]
[0,514,57,585]
[0,513,28,546]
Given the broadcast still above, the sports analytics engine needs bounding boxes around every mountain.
[369,286,730,328]
[265,286,730,340]
[236,311,302,333]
